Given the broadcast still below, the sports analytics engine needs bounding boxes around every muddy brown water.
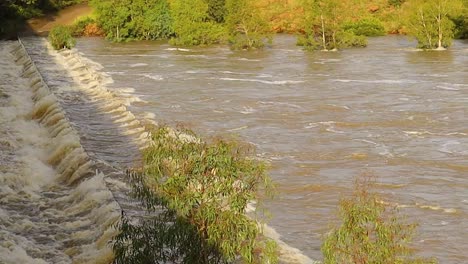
[77,35,467,262]
[0,35,468,263]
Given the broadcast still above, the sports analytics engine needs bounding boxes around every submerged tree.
[403,0,464,49]
[225,0,272,49]
[322,176,437,264]
[298,0,367,50]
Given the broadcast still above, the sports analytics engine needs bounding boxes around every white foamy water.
[217,77,304,85]
[0,41,121,264]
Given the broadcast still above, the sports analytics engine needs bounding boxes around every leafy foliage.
[90,0,173,41]
[1,0,82,39]
[343,17,386,37]
[299,0,368,50]
[48,25,76,50]
[452,0,468,39]
[403,0,464,49]
[322,176,437,264]
[71,16,95,36]
[225,0,272,50]
[207,0,227,23]
[169,0,226,46]
[113,127,278,264]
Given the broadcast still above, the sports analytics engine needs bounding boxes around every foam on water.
[138,73,164,81]
[165,47,191,52]
[217,77,304,85]
[129,63,148,67]
[0,40,122,263]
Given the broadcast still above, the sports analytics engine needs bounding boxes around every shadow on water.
[20,36,144,170]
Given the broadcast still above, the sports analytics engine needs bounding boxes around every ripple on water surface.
[73,35,468,263]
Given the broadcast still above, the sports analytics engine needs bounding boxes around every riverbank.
[26,2,93,36]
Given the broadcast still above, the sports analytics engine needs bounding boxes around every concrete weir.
[0,37,148,263]
[1,36,316,264]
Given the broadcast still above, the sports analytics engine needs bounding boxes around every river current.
[73,35,467,263]
[1,34,466,263]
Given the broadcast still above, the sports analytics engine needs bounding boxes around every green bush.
[388,0,406,7]
[322,176,437,264]
[225,0,272,50]
[343,17,386,37]
[170,0,227,46]
[90,0,174,41]
[337,31,368,48]
[71,16,95,36]
[453,15,468,39]
[48,25,76,50]
[113,127,277,263]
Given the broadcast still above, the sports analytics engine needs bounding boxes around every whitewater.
[0,37,313,263]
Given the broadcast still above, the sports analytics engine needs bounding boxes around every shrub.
[337,31,368,48]
[113,127,278,263]
[90,0,174,41]
[48,25,76,50]
[388,0,406,7]
[343,17,386,37]
[170,0,227,45]
[225,0,272,50]
[71,16,96,36]
[322,176,437,264]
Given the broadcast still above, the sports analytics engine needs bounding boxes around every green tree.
[403,0,464,49]
[48,25,76,49]
[91,0,130,41]
[298,0,366,50]
[128,0,173,40]
[452,0,468,39]
[322,176,437,264]
[342,17,386,37]
[169,0,226,45]
[112,127,278,263]
[207,0,227,23]
[90,0,173,41]
[225,0,272,50]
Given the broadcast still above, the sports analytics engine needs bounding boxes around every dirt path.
[27,3,93,35]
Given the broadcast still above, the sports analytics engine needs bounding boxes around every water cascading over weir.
[1,36,315,264]
[0,36,150,263]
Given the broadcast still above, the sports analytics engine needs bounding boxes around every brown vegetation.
[82,23,104,37]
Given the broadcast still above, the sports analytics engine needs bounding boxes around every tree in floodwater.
[403,0,465,49]
[169,0,226,45]
[298,0,366,50]
[225,0,272,49]
[322,175,438,264]
[90,0,173,41]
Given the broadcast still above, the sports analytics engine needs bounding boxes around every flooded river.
[74,35,468,263]
[2,34,465,263]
